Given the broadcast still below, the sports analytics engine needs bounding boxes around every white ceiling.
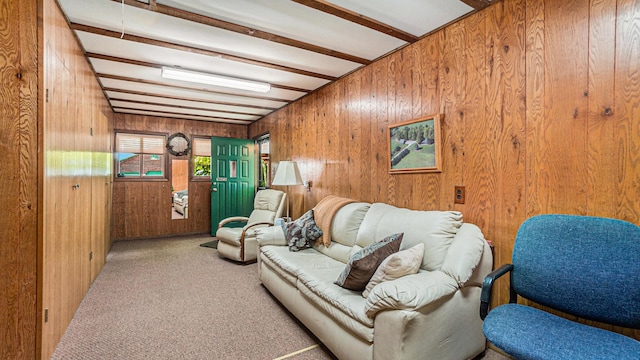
[57,0,492,125]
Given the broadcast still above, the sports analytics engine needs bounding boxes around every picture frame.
[388,114,442,174]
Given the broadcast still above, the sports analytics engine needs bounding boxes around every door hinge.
[44,308,49,323]
[90,127,94,136]
[89,251,93,261]
[46,89,49,103]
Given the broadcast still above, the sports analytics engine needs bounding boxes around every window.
[192,137,211,178]
[115,132,165,178]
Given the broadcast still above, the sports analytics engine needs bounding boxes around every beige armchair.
[216,189,286,263]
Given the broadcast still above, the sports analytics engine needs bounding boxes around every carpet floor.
[51,235,509,360]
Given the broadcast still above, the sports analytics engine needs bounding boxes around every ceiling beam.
[103,87,277,111]
[290,0,418,43]
[113,107,254,124]
[459,0,496,10]
[86,52,312,94]
[108,98,262,117]
[70,23,338,81]
[97,73,291,103]
[112,0,371,65]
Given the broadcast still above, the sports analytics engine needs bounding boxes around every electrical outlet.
[454,186,465,204]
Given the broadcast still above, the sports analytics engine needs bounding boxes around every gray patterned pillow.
[284,210,323,252]
[335,233,403,291]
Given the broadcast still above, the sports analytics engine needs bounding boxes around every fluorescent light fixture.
[161,67,271,93]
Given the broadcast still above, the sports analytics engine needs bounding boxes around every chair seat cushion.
[483,304,640,360]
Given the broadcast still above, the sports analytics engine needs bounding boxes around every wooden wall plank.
[615,0,640,224]
[458,11,490,231]
[485,0,527,307]
[535,0,590,215]
[615,0,640,340]
[439,20,468,211]
[370,58,389,204]
[587,0,617,217]
[0,0,39,357]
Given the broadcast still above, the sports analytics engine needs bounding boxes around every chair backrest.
[512,214,640,328]
[247,189,286,225]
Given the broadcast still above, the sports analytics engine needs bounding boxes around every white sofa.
[255,201,493,360]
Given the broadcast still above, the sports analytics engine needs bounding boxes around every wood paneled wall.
[111,113,246,240]
[40,0,115,358]
[0,0,39,358]
[250,0,640,340]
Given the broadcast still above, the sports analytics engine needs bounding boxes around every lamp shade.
[272,161,303,186]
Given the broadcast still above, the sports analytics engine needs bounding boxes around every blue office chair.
[480,214,640,360]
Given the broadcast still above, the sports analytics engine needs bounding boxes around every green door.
[211,137,256,235]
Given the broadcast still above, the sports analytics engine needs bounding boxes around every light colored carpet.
[51,235,509,360]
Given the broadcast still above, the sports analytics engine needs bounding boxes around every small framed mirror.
[171,159,189,220]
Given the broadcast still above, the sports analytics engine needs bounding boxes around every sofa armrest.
[255,226,287,246]
[218,216,249,228]
[364,271,458,318]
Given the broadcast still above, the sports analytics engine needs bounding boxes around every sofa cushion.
[362,243,424,298]
[355,203,463,271]
[335,233,403,291]
[260,245,375,332]
[284,210,323,251]
[312,202,371,263]
[297,271,375,340]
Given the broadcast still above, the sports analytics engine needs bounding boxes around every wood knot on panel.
[603,107,613,116]
[445,66,450,74]
[573,108,579,118]
[511,135,520,148]
[583,91,589,97]
[503,45,510,53]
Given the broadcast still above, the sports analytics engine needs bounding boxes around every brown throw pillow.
[334,233,403,291]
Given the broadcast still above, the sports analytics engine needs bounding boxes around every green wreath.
[166,132,191,156]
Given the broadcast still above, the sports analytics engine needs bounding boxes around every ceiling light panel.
[161,67,271,93]
[89,58,306,100]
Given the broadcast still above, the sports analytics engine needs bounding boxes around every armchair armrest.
[480,264,515,320]
[364,271,458,318]
[241,221,275,239]
[218,216,249,229]
[242,221,274,232]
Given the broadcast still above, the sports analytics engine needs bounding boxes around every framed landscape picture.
[388,114,442,174]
